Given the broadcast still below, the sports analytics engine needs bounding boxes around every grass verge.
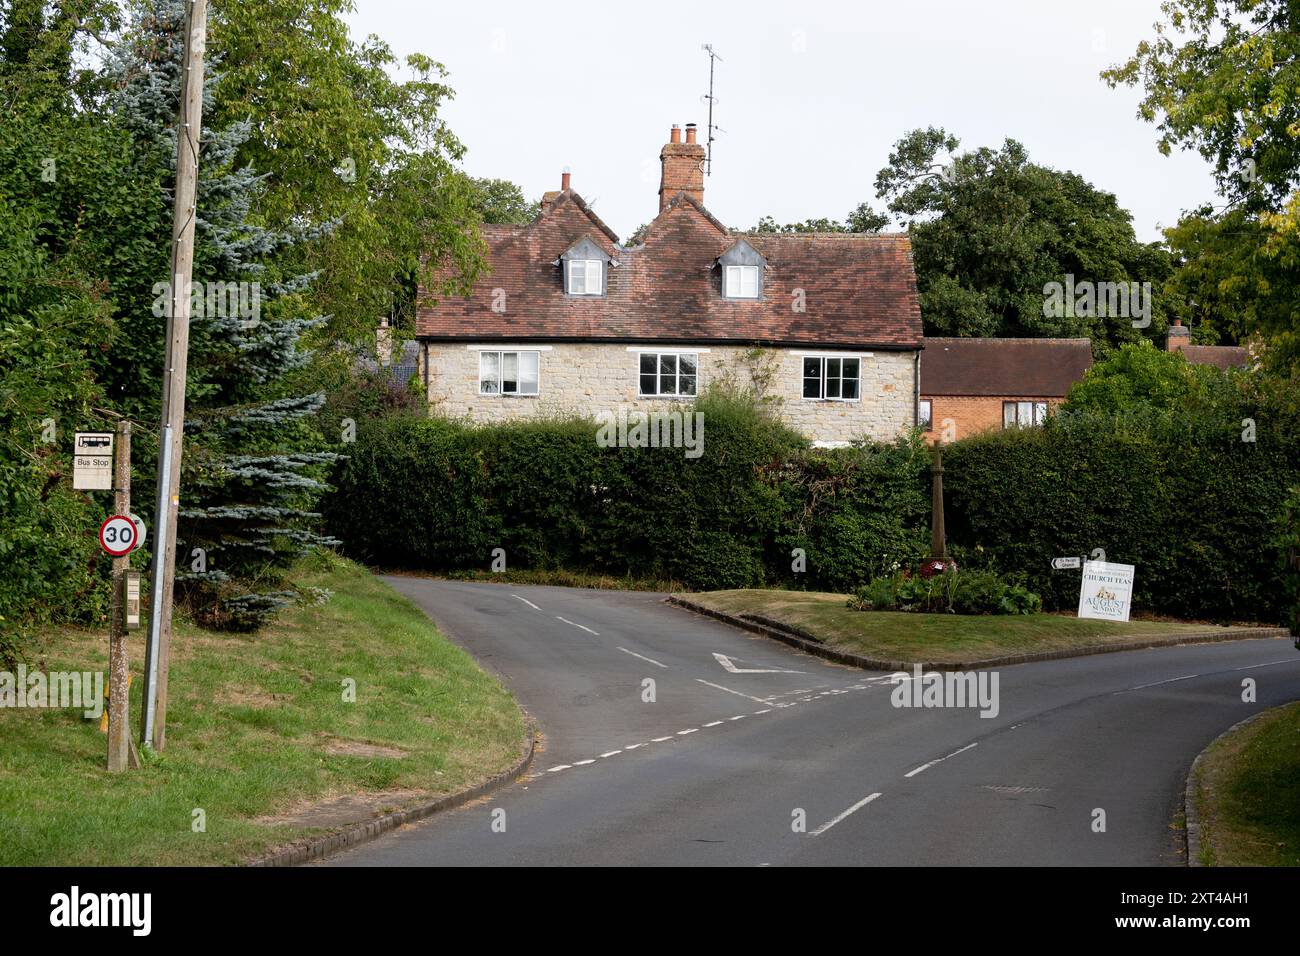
[683,589,1215,664]
[0,552,525,866]
[1192,702,1300,866]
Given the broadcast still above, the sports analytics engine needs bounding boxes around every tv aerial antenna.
[700,44,723,176]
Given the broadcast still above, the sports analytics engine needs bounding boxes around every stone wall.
[423,342,918,444]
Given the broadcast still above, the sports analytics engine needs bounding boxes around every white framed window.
[919,399,933,431]
[479,350,540,396]
[567,259,603,295]
[638,351,698,397]
[802,356,860,401]
[1003,400,1048,428]
[724,264,761,299]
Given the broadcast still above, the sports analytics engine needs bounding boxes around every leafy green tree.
[872,127,1176,349]
[751,203,888,234]
[1102,0,1300,214]
[470,177,538,225]
[1105,2,1300,374]
[1062,341,1225,414]
[206,0,485,344]
[108,0,340,628]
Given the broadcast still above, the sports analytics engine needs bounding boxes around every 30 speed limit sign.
[99,515,141,556]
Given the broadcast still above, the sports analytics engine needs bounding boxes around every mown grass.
[684,589,1211,664]
[1193,701,1300,866]
[0,552,525,866]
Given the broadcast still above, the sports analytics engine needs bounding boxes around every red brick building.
[919,337,1094,443]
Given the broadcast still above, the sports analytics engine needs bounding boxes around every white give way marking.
[712,652,803,675]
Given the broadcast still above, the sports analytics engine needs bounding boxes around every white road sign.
[1077,560,1136,622]
[73,432,113,490]
[1051,556,1082,570]
[99,515,138,557]
[129,513,147,551]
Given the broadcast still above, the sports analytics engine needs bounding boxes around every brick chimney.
[540,171,569,214]
[1166,318,1191,352]
[659,123,705,212]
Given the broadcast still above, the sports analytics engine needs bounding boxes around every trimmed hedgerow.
[943,396,1300,624]
[325,380,1299,624]
[323,392,927,593]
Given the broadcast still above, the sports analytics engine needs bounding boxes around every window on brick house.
[919,400,932,431]
[802,356,860,400]
[480,351,540,396]
[638,352,698,397]
[1003,400,1047,428]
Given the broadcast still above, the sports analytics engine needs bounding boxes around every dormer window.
[724,265,760,299]
[717,239,766,299]
[558,236,612,297]
[568,259,603,295]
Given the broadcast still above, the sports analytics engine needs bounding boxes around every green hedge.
[324,385,1298,625]
[944,401,1300,624]
[323,394,930,592]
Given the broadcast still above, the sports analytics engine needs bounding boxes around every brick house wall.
[922,395,1065,444]
[424,342,917,444]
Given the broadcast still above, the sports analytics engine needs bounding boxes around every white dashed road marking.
[618,646,667,668]
[904,742,978,779]
[694,678,772,704]
[511,594,541,610]
[556,616,600,636]
[811,792,881,836]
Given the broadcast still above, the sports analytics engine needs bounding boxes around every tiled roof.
[921,337,1094,397]
[416,191,923,349]
[1180,344,1249,369]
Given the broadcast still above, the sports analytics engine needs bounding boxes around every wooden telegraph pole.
[143,0,209,752]
[107,420,132,772]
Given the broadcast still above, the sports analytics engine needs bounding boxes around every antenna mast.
[701,43,722,176]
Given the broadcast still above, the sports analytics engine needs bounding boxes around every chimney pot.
[659,124,706,213]
[561,170,571,191]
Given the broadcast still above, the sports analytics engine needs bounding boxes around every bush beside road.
[0,553,526,866]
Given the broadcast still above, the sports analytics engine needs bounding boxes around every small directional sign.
[73,432,114,490]
[98,515,139,557]
[1051,556,1082,570]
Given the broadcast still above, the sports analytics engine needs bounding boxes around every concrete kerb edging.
[665,595,1291,673]
[247,725,537,867]
[1183,709,1275,868]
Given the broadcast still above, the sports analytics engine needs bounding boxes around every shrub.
[848,567,1040,616]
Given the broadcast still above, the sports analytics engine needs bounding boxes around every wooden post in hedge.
[930,442,947,560]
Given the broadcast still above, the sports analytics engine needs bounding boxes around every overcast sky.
[345,0,1217,244]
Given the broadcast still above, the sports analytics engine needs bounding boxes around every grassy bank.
[684,589,1212,665]
[0,552,525,866]
[1192,702,1300,866]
